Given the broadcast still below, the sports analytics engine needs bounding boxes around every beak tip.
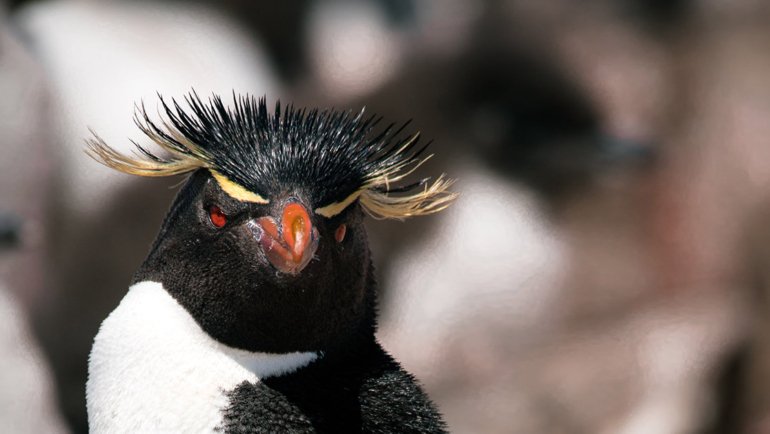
[255,202,318,275]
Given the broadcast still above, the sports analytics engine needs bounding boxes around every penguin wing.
[220,380,317,434]
[358,359,448,434]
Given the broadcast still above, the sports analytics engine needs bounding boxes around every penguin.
[84,93,455,433]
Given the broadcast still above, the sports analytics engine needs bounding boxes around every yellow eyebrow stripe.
[315,190,363,217]
[210,171,269,204]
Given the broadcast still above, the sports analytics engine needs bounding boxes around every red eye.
[209,205,227,228]
[335,224,347,243]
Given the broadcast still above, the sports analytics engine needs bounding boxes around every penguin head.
[86,93,456,353]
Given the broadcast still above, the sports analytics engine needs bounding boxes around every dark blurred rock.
[0,213,21,251]
[354,11,657,207]
[214,0,313,82]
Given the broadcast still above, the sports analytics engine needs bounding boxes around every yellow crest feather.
[85,95,458,217]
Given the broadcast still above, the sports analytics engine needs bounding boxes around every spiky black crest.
[87,92,456,219]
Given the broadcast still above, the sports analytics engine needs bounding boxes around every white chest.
[86,281,317,433]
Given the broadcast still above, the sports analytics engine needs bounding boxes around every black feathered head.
[85,93,456,352]
[87,92,456,220]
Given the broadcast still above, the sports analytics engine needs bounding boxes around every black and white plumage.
[85,93,454,433]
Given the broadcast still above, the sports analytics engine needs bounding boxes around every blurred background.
[2,0,770,432]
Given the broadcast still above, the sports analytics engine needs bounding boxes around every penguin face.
[88,93,456,353]
[135,170,371,353]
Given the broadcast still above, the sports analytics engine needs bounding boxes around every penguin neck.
[132,256,379,355]
[320,261,379,357]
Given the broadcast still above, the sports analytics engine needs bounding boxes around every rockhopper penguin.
[85,93,455,433]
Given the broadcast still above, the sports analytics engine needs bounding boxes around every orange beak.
[255,202,319,275]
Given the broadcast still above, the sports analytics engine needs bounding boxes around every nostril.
[257,216,280,241]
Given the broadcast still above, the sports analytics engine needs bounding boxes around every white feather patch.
[86,281,317,433]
